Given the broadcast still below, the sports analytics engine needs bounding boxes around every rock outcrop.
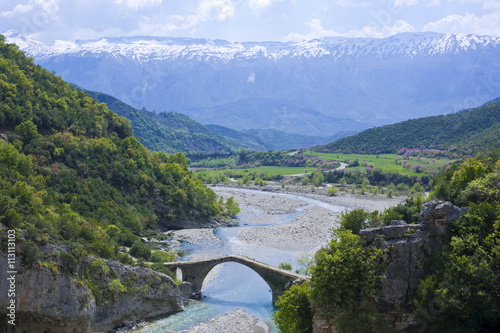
[312,200,468,333]
[0,236,184,333]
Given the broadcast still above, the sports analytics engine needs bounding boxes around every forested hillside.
[316,101,500,155]
[0,35,230,261]
[83,89,247,154]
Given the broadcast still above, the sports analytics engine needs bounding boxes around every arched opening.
[200,262,273,307]
[175,267,183,281]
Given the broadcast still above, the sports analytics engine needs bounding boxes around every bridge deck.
[164,254,310,280]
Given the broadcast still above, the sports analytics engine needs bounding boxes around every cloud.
[335,0,370,7]
[134,0,235,34]
[284,18,415,41]
[1,4,33,18]
[1,0,63,18]
[423,12,500,36]
[198,0,235,21]
[247,0,293,12]
[248,0,274,11]
[393,0,439,6]
[115,0,163,9]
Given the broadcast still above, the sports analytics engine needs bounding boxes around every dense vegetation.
[83,89,246,154]
[274,149,500,333]
[0,36,234,265]
[316,101,500,156]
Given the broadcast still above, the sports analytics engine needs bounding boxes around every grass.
[302,151,455,176]
[195,166,317,177]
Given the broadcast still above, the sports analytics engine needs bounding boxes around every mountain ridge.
[314,100,500,155]
[5,30,500,142]
[6,30,500,61]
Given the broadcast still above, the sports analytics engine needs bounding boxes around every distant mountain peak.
[4,30,500,142]
[5,31,500,63]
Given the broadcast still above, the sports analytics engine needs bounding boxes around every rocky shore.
[185,308,268,333]
[168,185,402,332]
[214,186,400,253]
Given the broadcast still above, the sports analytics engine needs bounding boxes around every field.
[195,166,317,177]
[302,151,456,176]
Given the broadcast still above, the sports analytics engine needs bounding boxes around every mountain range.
[6,30,500,144]
[81,88,343,152]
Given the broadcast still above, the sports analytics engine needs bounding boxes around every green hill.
[82,89,247,154]
[315,101,500,155]
[0,35,230,260]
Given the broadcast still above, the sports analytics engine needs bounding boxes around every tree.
[15,119,40,144]
[274,283,313,333]
[339,209,370,234]
[450,158,488,194]
[459,173,500,204]
[415,203,500,332]
[309,230,384,309]
[312,171,325,186]
[129,240,151,260]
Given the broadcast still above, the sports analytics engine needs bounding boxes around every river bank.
[167,186,402,332]
[185,308,268,333]
[218,185,402,257]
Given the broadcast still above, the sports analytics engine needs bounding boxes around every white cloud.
[335,0,370,7]
[248,0,273,10]
[423,12,500,36]
[115,0,163,9]
[247,0,291,12]
[33,0,63,17]
[454,0,499,9]
[1,0,63,18]
[133,0,235,35]
[284,18,415,41]
[1,4,33,18]
[393,0,439,7]
[198,0,235,21]
[357,20,416,37]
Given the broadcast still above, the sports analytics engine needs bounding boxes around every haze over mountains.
[5,30,500,147]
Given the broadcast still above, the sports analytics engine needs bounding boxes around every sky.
[1,0,499,43]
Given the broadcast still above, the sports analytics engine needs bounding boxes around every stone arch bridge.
[164,255,309,303]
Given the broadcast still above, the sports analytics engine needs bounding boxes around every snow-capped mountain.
[5,30,500,137]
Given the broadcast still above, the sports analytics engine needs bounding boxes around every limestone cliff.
[0,236,184,333]
[312,200,468,333]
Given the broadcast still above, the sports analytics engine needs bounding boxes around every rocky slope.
[0,227,185,333]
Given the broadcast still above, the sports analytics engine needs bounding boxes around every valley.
[1,29,499,333]
[120,186,401,332]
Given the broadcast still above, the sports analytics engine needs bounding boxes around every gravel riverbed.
[172,185,402,332]
[184,308,268,333]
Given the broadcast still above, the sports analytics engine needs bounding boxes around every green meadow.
[195,166,317,177]
[302,151,455,176]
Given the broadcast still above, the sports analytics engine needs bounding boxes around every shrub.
[327,186,339,196]
[150,250,176,263]
[339,209,370,234]
[278,262,293,271]
[274,283,313,333]
[129,240,151,260]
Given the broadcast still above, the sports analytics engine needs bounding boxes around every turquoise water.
[121,188,345,332]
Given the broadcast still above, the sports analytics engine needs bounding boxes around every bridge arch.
[164,255,309,303]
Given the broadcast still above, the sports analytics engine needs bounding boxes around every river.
[119,187,384,332]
